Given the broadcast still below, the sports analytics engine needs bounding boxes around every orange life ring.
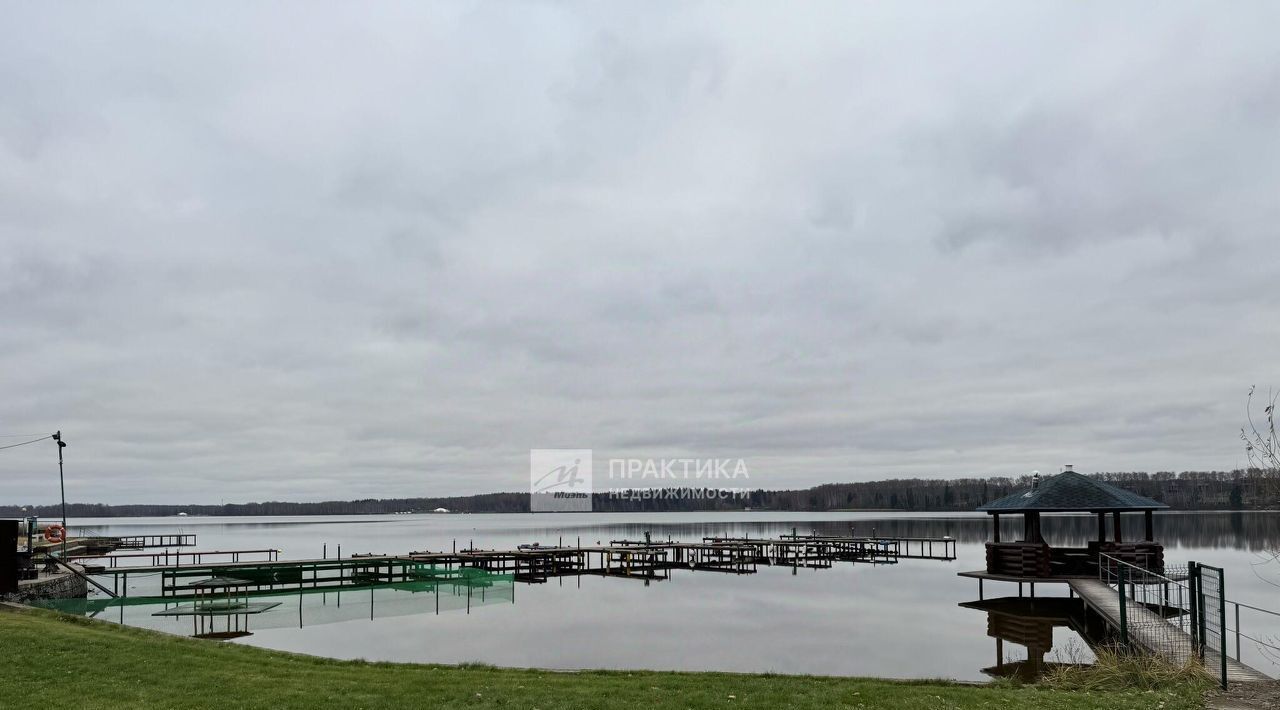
[44,525,65,543]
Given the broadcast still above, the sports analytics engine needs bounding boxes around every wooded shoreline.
[5,470,1273,518]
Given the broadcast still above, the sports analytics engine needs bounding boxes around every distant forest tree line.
[2,470,1275,518]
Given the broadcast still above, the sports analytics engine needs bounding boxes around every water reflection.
[959,597,1099,680]
[651,512,1280,552]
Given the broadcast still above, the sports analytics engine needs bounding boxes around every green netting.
[33,566,516,635]
[409,564,514,585]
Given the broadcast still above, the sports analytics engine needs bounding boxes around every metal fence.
[1192,562,1229,688]
[1100,554,1240,689]
[1100,555,1197,667]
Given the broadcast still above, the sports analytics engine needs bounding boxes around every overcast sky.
[2,2,1279,505]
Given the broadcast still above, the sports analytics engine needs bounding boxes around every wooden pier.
[91,533,957,595]
[69,548,279,569]
[116,534,198,549]
[406,549,589,584]
[70,534,199,554]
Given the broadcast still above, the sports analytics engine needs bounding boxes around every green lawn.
[0,605,1203,709]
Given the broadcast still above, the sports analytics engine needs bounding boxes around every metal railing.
[42,553,117,598]
[1099,553,1280,688]
[1224,597,1280,665]
[1099,553,1197,663]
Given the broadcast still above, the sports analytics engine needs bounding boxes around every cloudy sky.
[2,2,1278,505]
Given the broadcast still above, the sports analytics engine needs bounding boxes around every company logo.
[530,449,593,512]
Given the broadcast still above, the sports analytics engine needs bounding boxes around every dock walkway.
[1068,578,1270,683]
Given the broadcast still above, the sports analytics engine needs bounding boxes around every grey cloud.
[1,2,1278,504]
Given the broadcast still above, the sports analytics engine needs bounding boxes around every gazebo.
[976,467,1167,578]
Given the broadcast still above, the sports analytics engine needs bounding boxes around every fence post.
[1235,603,1241,660]
[1218,568,1228,690]
[1118,564,1128,645]
[1198,568,1208,661]
[1188,561,1199,650]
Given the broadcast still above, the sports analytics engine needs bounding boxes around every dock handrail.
[43,553,117,598]
[1098,553,1196,653]
[1223,596,1280,663]
[1100,553,1280,684]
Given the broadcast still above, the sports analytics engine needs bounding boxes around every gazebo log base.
[985,542,1052,578]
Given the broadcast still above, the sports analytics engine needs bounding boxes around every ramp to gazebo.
[1068,578,1270,684]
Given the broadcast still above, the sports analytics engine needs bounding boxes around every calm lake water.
[62,511,1280,681]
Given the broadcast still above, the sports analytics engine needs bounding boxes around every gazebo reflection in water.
[151,576,282,639]
[959,597,1097,681]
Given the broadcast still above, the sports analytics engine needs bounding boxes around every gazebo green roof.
[976,471,1167,513]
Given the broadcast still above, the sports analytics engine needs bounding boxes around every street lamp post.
[52,431,67,557]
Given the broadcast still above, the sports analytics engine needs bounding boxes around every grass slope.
[0,605,1203,709]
